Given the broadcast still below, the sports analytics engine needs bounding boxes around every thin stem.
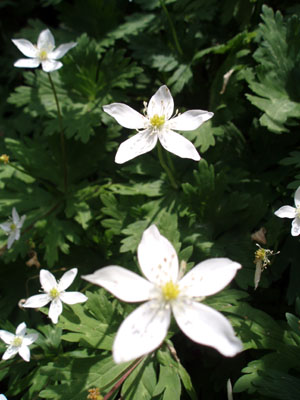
[103,357,144,400]
[157,142,178,189]
[47,73,68,193]
[166,149,176,174]
[160,0,183,56]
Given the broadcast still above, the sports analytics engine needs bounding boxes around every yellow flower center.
[162,281,180,300]
[12,336,23,347]
[39,50,48,61]
[296,206,300,218]
[50,287,60,299]
[255,248,266,262]
[150,114,165,128]
[10,223,16,231]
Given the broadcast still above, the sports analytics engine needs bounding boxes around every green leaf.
[121,358,157,400]
[245,6,300,133]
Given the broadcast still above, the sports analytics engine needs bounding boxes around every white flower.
[0,322,38,362]
[0,395,7,400]
[274,186,300,236]
[103,85,213,164]
[82,225,243,363]
[23,268,88,324]
[12,28,77,73]
[0,207,26,249]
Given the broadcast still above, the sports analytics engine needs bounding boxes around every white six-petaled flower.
[0,207,26,249]
[103,85,213,164]
[12,28,77,73]
[23,268,88,324]
[82,225,243,363]
[274,186,300,236]
[0,322,38,362]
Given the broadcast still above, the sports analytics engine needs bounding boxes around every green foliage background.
[1,0,300,399]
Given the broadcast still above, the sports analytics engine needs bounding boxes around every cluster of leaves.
[1,0,300,399]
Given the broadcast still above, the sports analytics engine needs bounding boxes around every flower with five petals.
[274,186,300,236]
[83,225,243,363]
[0,207,26,249]
[0,322,38,362]
[12,28,77,72]
[23,268,88,323]
[103,85,213,164]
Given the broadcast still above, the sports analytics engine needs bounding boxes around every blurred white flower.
[0,207,26,249]
[83,225,243,363]
[12,28,77,72]
[0,322,38,362]
[0,395,7,400]
[274,186,300,236]
[23,268,88,323]
[103,85,213,164]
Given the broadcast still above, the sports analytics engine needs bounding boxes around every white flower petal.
[60,291,88,304]
[172,300,243,357]
[0,394,8,400]
[113,300,171,363]
[49,42,77,59]
[58,268,77,291]
[37,29,55,51]
[82,266,154,302]
[14,58,40,69]
[170,110,214,131]
[179,258,241,297]
[147,85,174,120]
[2,346,18,360]
[41,59,63,72]
[7,231,17,249]
[40,269,57,292]
[48,299,63,324]
[274,205,296,219]
[158,129,200,161]
[137,225,179,285]
[0,330,14,345]
[11,39,37,58]
[18,215,26,229]
[18,344,30,362]
[291,218,300,236]
[23,333,38,346]
[12,207,19,224]
[115,128,157,164]
[294,187,300,207]
[23,293,51,308]
[15,322,26,336]
[0,222,11,233]
[103,103,147,130]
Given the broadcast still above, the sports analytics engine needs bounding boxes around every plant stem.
[103,357,144,400]
[157,142,178,189]
[47,73,68,193]
[160,0,183,57]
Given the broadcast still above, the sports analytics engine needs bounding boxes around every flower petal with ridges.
[115,129,157,164]
[137,225,179,285]
[170,110,214,131]
[179,258,241,297]
[83,266,154,302]
[147,85,174,119]
[113,300,171,364]
[158,129,200,161]
[11,39,37,58]
[172,300,243,357]
[58,268,77,291]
